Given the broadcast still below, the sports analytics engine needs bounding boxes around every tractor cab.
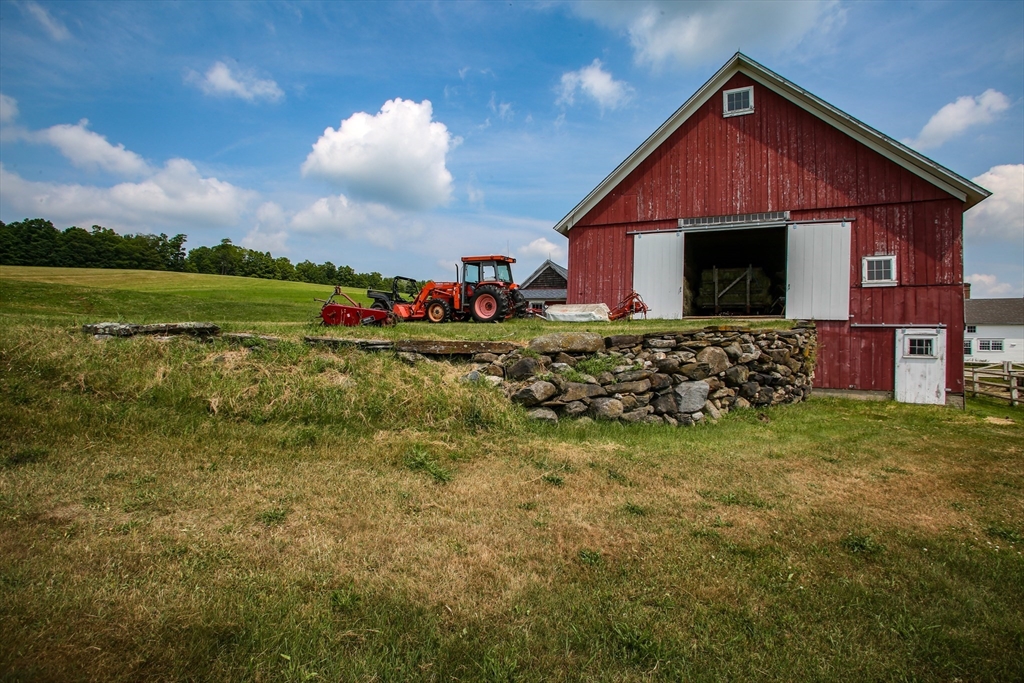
[461,255,516,302]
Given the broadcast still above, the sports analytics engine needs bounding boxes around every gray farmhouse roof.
[553,52,990,236]
[965,298,1024,326]
[520,288,567,301]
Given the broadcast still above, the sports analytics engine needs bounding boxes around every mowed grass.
[1,267,1023,682]
[0,265,793,341]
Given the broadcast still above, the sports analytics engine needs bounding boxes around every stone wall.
[463,326,816,425]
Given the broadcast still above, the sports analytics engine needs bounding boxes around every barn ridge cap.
[553,52,991,236]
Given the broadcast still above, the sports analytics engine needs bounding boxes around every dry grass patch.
[3,307,1024,680]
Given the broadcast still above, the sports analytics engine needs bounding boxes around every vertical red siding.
[566,72,968,395]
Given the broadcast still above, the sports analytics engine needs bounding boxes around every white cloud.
[0,159,256,230]
[574,0,833,69]
[0,94,18,124]
[966,273,1015,298]
[290,194,421,249]
[34,119,150,177]
[517,237,565,262]
[489,93,514,121]
[186,61,284,103]
[966,164,1024,242]
[301,98,457,211]
[241,202,290,254]
[906,90,1011,150]
[557,59,632,111]
[23,1,70,41]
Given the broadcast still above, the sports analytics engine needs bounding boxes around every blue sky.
[1,0,1021,296]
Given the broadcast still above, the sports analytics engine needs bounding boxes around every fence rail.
[966,362,1023,406]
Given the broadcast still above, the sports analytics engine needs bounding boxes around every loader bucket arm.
[413,281,436,308]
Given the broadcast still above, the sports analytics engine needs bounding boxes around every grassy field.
[1,267,1022,682]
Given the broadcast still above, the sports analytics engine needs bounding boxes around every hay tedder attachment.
[317,287,398,327]
[609,290,650,321]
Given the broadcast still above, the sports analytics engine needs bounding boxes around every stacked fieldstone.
[462,327,816,426]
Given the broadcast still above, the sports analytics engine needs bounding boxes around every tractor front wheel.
[470,285,510,323]
[425,299,453,323]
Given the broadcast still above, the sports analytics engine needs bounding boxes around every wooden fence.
[966,362,1022,407]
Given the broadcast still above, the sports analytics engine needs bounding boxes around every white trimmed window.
[723,86,754,117]
[907,337,934,357]
[979,339,1004,352]
[966,325,977,333]
[963,339,972,355]
[862,255,897,286]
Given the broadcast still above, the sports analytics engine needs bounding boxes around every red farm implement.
[609,290,650,321]
[317,287,397,327]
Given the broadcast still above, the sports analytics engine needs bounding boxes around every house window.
[907,337,934,357]
[966,325,977,333]
[723,86,754,117]
[979,339,1004,352]
[862,255,897,286]
[963,339,972,355]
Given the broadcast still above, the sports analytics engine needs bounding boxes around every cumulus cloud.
[33,119,150,177]
[0,159,256,230]
[965,164,1024,242]
[290,194,421,248]
[557,59,632,111]
[966,273,1015,298]
[574,0,833,68]
[241,202,290,254]
[186,61,284,103]
[0,94,18,124]
[906,90,1011,150]
[517,237,566,262]
[301,98,457,211]
[23,1,70,41]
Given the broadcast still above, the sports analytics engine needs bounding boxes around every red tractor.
[368,255,528,323]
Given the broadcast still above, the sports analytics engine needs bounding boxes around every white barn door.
[895,328,946,405]
[633,231,684,320]
[786,222,851,320]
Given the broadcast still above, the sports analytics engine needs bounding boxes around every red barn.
[553,53,989,406]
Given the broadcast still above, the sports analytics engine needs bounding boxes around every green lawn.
[1,267,1022,682]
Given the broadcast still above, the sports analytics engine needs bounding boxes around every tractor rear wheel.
[425,299,453,323]
[470,285,510,323]
[370,301,389,311]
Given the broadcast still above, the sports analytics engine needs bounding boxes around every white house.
[964,298,1024,364]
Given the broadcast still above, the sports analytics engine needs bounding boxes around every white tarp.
[544,303,611,322]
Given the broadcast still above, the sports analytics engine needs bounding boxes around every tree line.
[0,218,405,290]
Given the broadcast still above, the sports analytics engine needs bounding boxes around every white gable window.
[862,255,897,286]
[966,325,977,334]
[723,86,754,117]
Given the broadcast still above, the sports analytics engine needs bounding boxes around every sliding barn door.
[786,222,851,321]
[632,230,684,320]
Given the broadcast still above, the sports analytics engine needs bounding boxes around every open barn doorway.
[681,227,788,316]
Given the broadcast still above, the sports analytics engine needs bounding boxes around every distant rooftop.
[965,298,1024,326]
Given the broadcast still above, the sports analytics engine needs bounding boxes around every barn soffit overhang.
[552,52,991,236]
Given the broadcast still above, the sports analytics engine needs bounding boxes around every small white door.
[633,231,684,319]
[894,328,946,405]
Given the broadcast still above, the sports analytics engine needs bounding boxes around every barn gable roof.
[553,53,990,235]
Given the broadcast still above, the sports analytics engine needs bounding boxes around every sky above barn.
[0,0,1021,296]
